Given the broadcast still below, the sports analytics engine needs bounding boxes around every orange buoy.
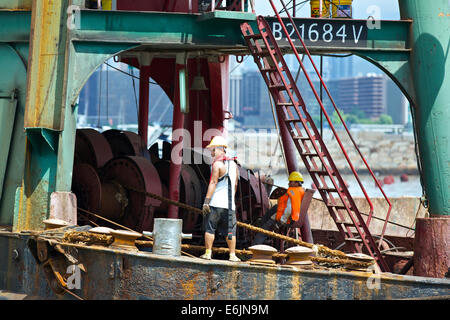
[383,176,395,185]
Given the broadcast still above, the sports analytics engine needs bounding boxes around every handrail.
[268,0,392,245]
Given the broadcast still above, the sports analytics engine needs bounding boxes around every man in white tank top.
[201,136,240,262]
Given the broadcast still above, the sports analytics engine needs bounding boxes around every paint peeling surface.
[0,0,32,10]
[0,232,449,300]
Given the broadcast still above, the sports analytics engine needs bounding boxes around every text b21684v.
[266,18,368,48]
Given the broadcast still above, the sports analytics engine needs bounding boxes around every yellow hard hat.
[206,136,228,149]
[289,171,304,182]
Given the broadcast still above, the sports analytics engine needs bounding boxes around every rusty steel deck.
[0,231,449,300]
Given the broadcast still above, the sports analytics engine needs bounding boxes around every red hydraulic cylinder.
[167,60,186,219]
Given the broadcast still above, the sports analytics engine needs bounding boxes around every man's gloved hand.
[202,198,211,215]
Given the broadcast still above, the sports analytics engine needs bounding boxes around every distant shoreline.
[245,166,420,176]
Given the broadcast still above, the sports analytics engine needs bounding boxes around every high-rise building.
[327,74,386,119]
[240,71,262,116]
[386,78,408,125]
[330,56,354,79]
[77,63,173,127]
[325,74,409,123]
[229,71,243,118]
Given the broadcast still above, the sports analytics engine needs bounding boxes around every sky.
[254,0,400,20]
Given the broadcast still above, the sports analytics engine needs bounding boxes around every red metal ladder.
[240,17,390,272]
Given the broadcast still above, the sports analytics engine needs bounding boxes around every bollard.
[143,218,192,256]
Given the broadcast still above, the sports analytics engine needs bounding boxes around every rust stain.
[290,272,301,299]
[180,273,199,299]
[330,275,339,299]
[25,0,65,129]
[230,268,240,298]
[263,268,278,299]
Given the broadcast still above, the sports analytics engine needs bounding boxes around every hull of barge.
[0,231,449,300]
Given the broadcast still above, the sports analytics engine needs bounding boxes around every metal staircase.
[241,7,391,272]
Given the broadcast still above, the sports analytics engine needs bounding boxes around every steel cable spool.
[72,163,102,225]
[148,142,160,163]
[235,167,270,247]
[179,164,203,234]
[103,129,151,160]
[101,156,162,232]
[74,128,114,169]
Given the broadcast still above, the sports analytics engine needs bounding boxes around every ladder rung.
[285,119,302,123]
[244,34,263,40]
[329,203,347,210]
[318,186,339,192]
[293,136,310,141]
[261,67,279,73]
[260,50,278,57]
[269,83,289,90]
[309,168,330,175]
[345,237,363,243]
[335,219,354,226]
[302,152,320,157]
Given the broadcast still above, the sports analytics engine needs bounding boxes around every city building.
[386,78,409,125]
[240,70,263,116]
[327,74,387,119]
[77,63,173,128]
[229,70,243,118]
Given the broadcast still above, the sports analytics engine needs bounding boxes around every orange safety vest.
[275,187,305,224]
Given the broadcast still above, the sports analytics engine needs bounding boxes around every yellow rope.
[122,185,358,262]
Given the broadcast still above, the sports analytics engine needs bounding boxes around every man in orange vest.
[252,171,305,245]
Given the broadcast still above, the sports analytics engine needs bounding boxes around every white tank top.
[210,160,237,211]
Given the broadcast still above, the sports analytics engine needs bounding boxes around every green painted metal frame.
[0,43,28,226]
[399,0,450,216]
[0,95,17,200]
[0,2,447,231]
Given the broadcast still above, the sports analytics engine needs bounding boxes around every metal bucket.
[310,0,331,18]
[332,0,353,18]
[143,218,192,256]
